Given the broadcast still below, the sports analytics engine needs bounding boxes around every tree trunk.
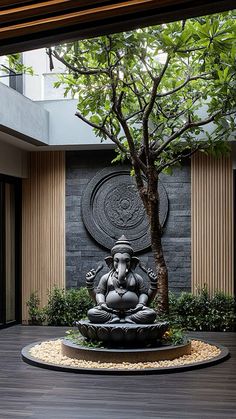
[137,170,169,314]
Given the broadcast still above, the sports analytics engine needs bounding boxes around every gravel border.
[21,338,230,375]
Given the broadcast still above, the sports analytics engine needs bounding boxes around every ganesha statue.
[77,235,168,345]
[86,235,157,324]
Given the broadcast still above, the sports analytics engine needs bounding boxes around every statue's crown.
[111,235,134,256]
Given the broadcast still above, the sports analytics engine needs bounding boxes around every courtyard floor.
[0,325,235,419]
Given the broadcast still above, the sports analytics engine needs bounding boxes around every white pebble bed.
[29,340,221,370]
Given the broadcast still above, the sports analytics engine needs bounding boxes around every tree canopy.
[0,53,33,79]
[51,11,236,312]
[52,11,236,176]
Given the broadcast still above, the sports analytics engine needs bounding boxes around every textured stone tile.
[66,150,191,291]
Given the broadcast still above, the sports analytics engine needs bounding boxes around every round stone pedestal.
[62,339,191,363]
[77,320,169,347]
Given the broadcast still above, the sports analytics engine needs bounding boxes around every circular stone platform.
[21,339,230,375]
[62,339,191,363]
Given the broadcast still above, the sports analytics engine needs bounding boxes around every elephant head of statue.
[105,235,139,282]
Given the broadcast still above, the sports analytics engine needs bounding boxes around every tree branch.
[130,74,147,110]
[154,110,222,157]
[157,144,203,173]
[156,73,210,98]
[52,49,108,76]
[142,55,171,163]
[106,60,148,175]
[176,46,205,53]
[75,111,127,155]
[125,109,143,121]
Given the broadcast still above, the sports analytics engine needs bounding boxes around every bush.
[154,288,236,332]
[26,292,46,325]
[45,287,93,326]
[27,286,235,331]
[46,287,67,326]
[64,288,93,326]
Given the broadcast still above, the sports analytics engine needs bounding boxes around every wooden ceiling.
[0,0,234,55]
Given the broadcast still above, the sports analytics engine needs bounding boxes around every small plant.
[65,329,104,348]
[26,292,46,325]
[162,327,185,346]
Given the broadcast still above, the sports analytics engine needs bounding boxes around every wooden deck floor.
[0,326,235,419]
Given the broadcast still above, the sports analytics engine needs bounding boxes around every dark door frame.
[0,174,21,328]
[234,170,236,299]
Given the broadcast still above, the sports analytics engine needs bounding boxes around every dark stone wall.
[66,150,191,293]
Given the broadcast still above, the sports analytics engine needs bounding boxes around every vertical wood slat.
[191,152,234,295]
[22,151,65,322]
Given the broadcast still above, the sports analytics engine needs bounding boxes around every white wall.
[23,48,70,101]
[0,82,49,145]
[38,99,113,147]
[0,140,28,178]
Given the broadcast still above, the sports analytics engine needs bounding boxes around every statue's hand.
[99,303,119,315]
[147,268,157,284]
[139,262,157,284]
[86,263,103,284]
[86,269,96,283]
[126,303,144,315]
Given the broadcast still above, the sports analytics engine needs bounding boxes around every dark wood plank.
[0,0,235,55]
[0,326,235,418]
[0,0,111,24]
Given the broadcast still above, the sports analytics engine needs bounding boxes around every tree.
[50,12,236,313]
[0,53,33,79]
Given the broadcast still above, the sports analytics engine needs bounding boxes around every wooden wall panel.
[191,152,234,295]
[22,151,65,322]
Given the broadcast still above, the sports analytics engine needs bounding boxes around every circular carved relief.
[81,167,168,252]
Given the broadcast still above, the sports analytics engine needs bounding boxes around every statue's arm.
[138,292,148,306]
[136,274,149,308]
[85,264,103,303]
[95,274,109,306]
[139,263,158,304]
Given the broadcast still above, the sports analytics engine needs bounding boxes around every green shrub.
[46,287,67,326]
[64,288,93,326]
[45,287,93,326]
[27,285,235,331]
[154,288,236,332]
[206,291,236,331]
[26,292,46,325]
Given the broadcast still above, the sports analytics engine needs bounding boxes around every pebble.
[29,339,221,370]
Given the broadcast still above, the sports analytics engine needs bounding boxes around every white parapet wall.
[38,99,114,148]
[0,82,49,146]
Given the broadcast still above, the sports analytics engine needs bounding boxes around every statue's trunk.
[117,263,127,283]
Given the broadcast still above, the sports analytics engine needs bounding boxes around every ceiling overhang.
[0,0,235,55]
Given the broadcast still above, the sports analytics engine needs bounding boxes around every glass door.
[0,176,21,327]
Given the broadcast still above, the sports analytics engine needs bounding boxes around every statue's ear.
[131,257,139,270]
[104,256,113,269]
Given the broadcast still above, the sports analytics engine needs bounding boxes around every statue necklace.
[113,272,128,296]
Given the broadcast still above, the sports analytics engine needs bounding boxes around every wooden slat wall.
[22,151,65,322]
[191,152,234,295]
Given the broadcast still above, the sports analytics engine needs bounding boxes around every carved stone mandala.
[81,167,168,252]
